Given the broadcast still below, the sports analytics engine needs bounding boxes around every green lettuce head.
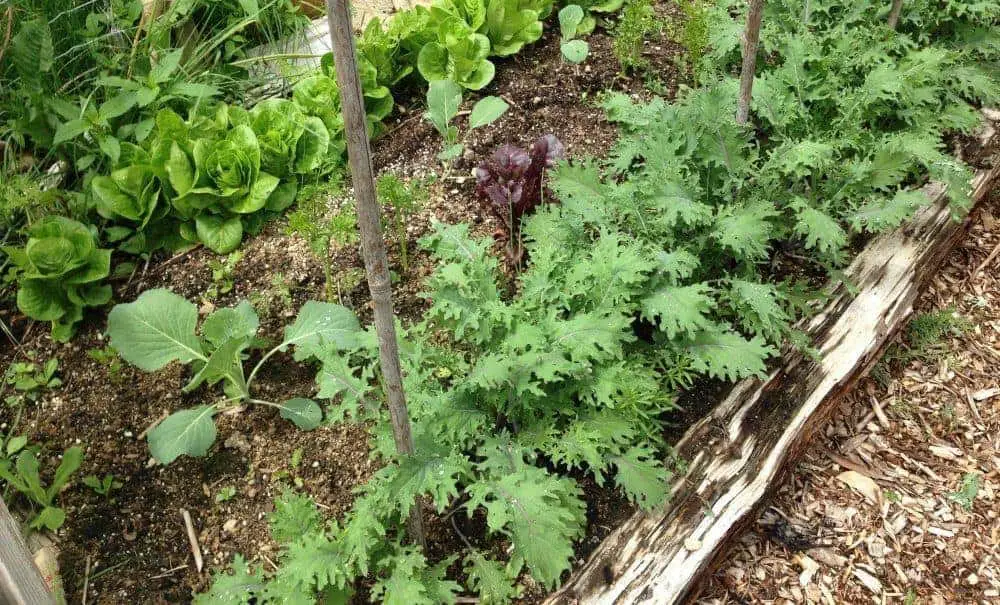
[292,75,347,159]
[4,217,112,342]
[249,98,330,178]
[418,16,495,90]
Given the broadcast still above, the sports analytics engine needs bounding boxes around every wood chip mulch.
[697,193,1000,605]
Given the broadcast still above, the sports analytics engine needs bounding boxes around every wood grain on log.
[0,498,53,605]
[546,162,999,604]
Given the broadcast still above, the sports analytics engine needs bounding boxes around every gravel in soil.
[697,188,1000,605]
[0,8,686,603]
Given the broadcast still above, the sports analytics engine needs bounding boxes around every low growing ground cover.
[0,0,998,602]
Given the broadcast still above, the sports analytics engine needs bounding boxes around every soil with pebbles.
[0,8,686,603]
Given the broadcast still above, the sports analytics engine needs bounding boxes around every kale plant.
[474,135,564,265]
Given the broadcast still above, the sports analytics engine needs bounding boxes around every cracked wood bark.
[325,0,426,547]
[545,161,999,604]
[0,498,52,605]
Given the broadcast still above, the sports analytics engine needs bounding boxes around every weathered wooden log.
[545,161,999,604]
[0,498,53,605]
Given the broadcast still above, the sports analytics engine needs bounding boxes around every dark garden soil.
[0,7,688,603]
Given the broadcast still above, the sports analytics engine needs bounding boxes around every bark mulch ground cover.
[697,188,1000,605]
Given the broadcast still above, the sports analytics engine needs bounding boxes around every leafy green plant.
[0,445,83,531]
[216,485,238,503]
[613,0,660,72]
[286,181,359,303]
[3,216,112,341]
[377,174,427,273]
[424,80,510,163]
[948,473,981,511]
[3,356,61,405]
[480,0,550,57]
[559,5,590,64]
[87,345,125,384]
[107,289,365,464]
[83,473,122,500]
[417,14,496,90]
[205,251,244,301]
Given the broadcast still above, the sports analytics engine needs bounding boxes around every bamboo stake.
[736,0,765,125]
[324,0,426,548]
[888,0,904,29]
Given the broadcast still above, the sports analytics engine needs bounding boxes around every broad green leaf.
[47,445,84,500]
[183,337,247,394]
[148,406,218,464]
[559,5,585,38]
[107,288,206,371]
[201,301,260,346]
[560,40,589,64]
[425,80,463,137]
[195,215,244,254]
[31,507,66,531]
[282,302,362,360]
[468,96,509,130]
[279,398,323,430]
[52,119,88,146]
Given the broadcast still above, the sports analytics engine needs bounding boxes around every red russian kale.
[474,135,564,266]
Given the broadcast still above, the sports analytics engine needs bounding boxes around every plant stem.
[324,257,333,302]
[325,0,426,549]
[887,0,904,29]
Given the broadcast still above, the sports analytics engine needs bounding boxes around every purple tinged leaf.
[474,135,565,235]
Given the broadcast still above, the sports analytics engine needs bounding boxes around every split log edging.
[547,144,999,604]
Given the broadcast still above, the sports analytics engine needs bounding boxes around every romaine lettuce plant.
[481,0,548,56]
[107,289,366,464]
[3,217,112,342]
[417,15,495,90]
[247,99,330,179]
[474,134,564,264]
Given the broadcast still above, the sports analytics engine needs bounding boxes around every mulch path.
[696,189,1000,604]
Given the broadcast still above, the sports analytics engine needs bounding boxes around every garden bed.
[0,11,686,602]
[2,0,999,603]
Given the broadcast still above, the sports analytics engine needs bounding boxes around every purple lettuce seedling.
[474,134,564,265]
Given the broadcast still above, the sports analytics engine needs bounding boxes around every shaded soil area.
[697,189,1000,604]
[0,7,686,603]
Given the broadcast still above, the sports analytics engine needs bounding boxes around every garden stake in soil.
[736,0,764,125]
[324,0,426,548]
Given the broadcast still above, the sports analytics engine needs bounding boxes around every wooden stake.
[0,498,52,605]
[324,0,426,548]
[736,0,765,125]
[887,0,904,29]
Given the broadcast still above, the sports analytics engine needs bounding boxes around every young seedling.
[559,5,590,64]
[287,180,359,303]
[107,289,367,464]
[87,345,125,384]
[205,251,243,301]
[0,445,83,530]
[216,486,237,503]
[377,174,427,274]
[424,80,509,168]
[3,355,61,406]
[83,473,122,500]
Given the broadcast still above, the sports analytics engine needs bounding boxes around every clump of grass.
[871,306,971,387]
